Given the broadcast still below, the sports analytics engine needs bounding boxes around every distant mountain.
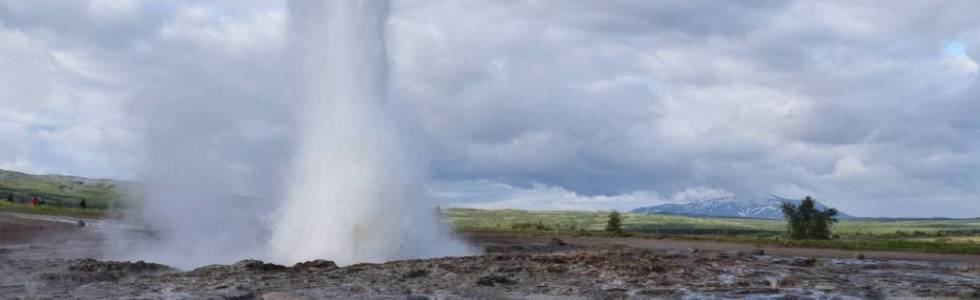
[631,194,853,220]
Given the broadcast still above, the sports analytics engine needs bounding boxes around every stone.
[476,274,515,286]
[293,260,338,270]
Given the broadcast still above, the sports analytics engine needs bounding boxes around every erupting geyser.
[116,0,469,268]
[268,0,470,265]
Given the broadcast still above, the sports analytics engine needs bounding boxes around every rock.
[402,269,429,279]
[293,260,338,270]
[958,288,977,298]
[69,259,172,274]
[600,284,627,292]
[210,286,255,300]
[5,239,978,299]
[862,286,886,300]
[855,253,866,260]
[631,288,683,298]
[546,265,567,273]
[234,260,287,272]
[40,259,174,284]
[686,247,699,254]
[476,274,515,286]
[550,237,567,247]
[344,284,368,293]
[39,270,120,283]
[76,220,86,227]
[751,249,765,256]
[262,292,313,300]
[790,257,818,267]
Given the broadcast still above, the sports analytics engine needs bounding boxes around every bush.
[511,221,550,231]
[781,196,838,240]
[605,211,623,234]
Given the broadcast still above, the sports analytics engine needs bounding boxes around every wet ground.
[1,213,978,299]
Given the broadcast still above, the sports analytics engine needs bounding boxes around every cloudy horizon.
[2,0,979,218]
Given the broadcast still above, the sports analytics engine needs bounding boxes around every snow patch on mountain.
[631,194,853,219]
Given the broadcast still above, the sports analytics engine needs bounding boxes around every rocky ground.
[1,214,979,299]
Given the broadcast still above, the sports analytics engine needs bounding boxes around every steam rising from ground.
[268,0,470,265]
[111,0,469,268]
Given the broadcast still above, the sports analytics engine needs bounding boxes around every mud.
[1,214,979,299]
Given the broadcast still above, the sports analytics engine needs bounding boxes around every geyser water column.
[270,0,470,265]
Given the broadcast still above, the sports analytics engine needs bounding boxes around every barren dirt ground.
[1,213,978,299]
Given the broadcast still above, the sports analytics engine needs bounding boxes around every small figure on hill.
[31,196,39,207]
[79,199,87,209]
[6,194,12,202]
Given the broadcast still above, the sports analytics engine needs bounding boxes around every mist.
[107,0,469,268]
[105,41,291,268]
[268,0,470,265]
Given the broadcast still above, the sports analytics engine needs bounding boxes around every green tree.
[605,210,623,234]
[781,196,838,240]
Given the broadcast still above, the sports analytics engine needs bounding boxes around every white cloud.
[86,0,138,21]
[2,0,979,217]
[582,75,650,93]
[435,180,734,212]
[827,156,869,179]
[159,4,285,57]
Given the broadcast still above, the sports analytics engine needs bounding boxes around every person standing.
[79,199,87,209]
[31,196,39,207]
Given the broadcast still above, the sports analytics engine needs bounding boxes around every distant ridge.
[631,194,854,220]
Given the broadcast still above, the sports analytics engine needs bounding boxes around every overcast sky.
[2,0,979,217]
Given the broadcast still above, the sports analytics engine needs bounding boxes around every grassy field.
[3,165,978,255]
[0,169,128,210]
[0,168,130,218]
[445,208,980,255]
[0,201,110,219]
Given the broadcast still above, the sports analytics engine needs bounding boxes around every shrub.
[605,210,623,234]
[510,221,550,231]
[781,196,838,240]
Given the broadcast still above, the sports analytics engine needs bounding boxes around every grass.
[445,208,980,255]
[0,201,111,219]
[0,168,133,220]
[0,168,127,210]
[3,165,977,256]
[447,208,787,235]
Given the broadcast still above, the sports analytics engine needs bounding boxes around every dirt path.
[463,232,980,264]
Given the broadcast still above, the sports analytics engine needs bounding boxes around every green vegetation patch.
[0,201,109,219]
[445,208,980,255]
[0,169,128,210]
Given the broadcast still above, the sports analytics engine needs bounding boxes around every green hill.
[0,168,129,210]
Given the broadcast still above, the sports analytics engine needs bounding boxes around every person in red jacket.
[31,196,39,207]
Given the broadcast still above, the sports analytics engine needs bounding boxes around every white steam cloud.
[109,0,470,268]
[268,0,470,265]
